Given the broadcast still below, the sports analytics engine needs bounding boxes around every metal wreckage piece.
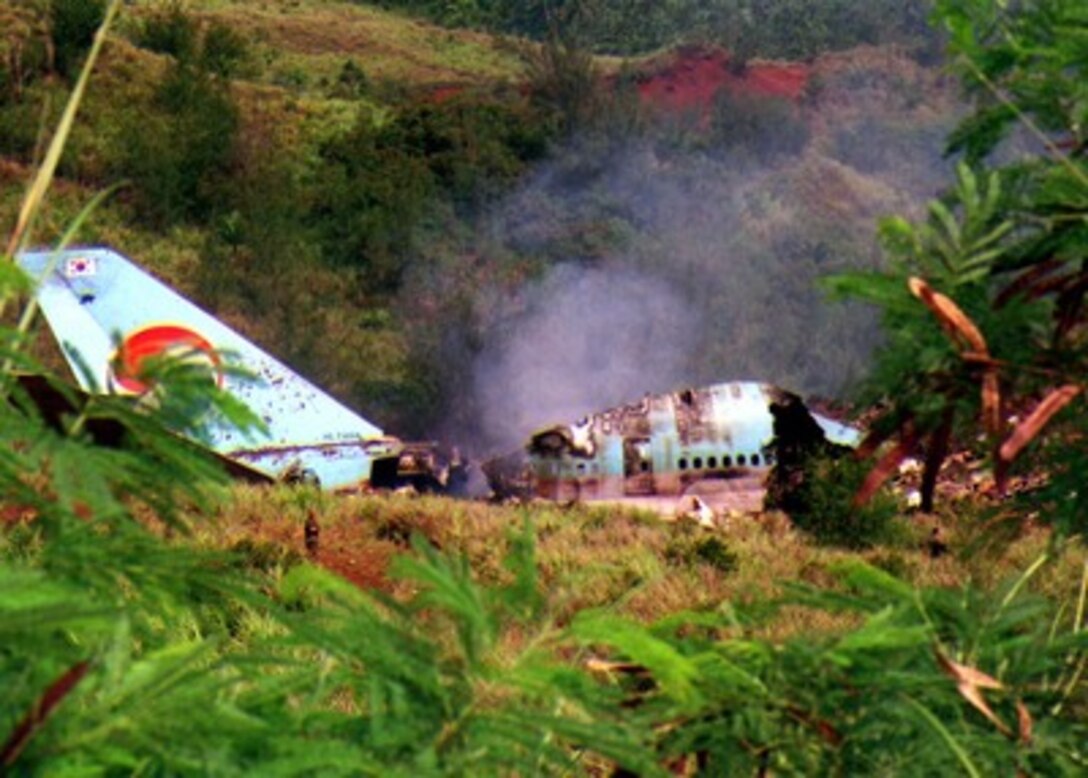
[484,382,859,515]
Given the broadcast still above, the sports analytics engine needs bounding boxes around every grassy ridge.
[150,0,526,90]
[207,486,1083,637]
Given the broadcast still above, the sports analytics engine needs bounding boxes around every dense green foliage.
[137,1,250,78]
[590,558,1087,774]
[314,99,550,288]
[51,0,107,77]
[780,454,903,549]
[376,0,939,60]
[114,64,237,226]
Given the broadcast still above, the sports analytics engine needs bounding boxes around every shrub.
[199,22,250,79]
[830,117,947,176]
[665,530,739,573]
[114,63,237,225]
[50,0,105,78]
[0,85,56,159]
[136,0,197,61]
[708,90,810,164]
[1,4,52,102]
[785,454,903,549]
[331,58,370,99]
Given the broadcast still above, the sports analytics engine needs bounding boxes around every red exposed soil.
[426,46,809,115]
[240,516,397,591]
[311,526,397,590]
[741,61,809,99]
[430,84,466,104]
[633,47,809,117]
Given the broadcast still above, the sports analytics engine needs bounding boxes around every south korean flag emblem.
[64,255,97,278]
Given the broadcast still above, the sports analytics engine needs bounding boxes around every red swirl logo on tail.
[109,325,222,395]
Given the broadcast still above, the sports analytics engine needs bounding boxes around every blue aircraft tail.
[17,247,402,489]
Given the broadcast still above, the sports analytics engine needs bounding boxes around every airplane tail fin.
[17,247,399,489]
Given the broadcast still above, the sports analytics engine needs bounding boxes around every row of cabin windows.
[537,462,597,476]
[677,452,769,470]
[544,453,772,477]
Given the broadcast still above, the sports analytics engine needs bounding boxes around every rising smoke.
[407,50,961,455]
[472,264,696,452]
[460,146,883,453]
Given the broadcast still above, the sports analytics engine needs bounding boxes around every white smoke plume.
[472,265,697,451]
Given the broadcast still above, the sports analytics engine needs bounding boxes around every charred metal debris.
[484,382,860,508]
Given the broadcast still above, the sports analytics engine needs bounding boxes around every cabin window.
[577,462,586,474]
[640,461,650,472]
[722,455,732,467]
[678,458,688,470]
[693,457,703,469]
[751,454,761,466]
[737,454,747,466]
[707,456,717,468]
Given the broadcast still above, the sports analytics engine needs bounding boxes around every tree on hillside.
[51,0,106,78]
[0,4,52,103]
[113,6,239,226]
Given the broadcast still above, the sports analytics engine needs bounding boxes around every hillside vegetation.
[2,0,961,446]
[376,0,940,60]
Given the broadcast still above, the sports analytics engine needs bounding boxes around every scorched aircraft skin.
[525,382,859,512]
[17,247,425,490]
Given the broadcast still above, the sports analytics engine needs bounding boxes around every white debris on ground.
[676,495,716,528]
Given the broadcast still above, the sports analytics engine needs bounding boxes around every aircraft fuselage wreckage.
[488,383,860,515]
[17,248,452,492]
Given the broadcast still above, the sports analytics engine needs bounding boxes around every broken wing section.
[17,248,401,489]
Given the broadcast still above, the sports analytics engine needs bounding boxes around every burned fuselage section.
[524,382,858,505]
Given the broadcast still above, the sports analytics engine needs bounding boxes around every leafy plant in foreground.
[826,0,1086,533]
[273,526,661,776]
[572,558,1088,775]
